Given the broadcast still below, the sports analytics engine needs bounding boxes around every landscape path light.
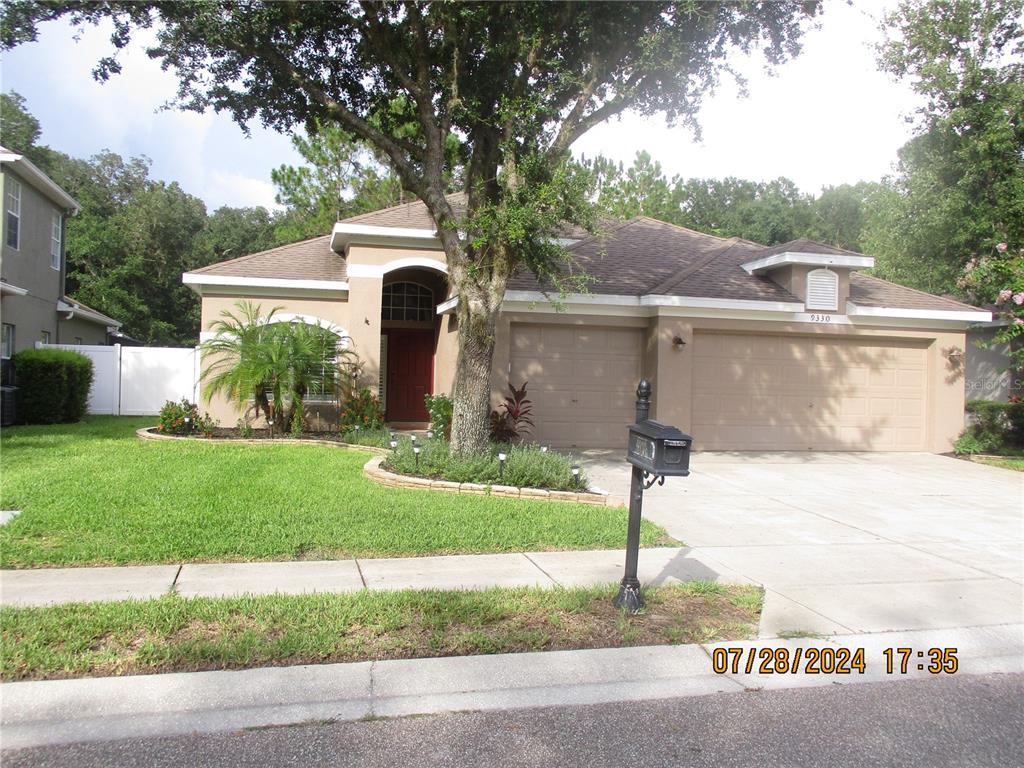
[571,465,580,488]
[413,444,421,469]
[427,429,434,440]
[498,451,507,480]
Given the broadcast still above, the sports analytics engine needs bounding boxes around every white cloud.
[205,171,282,211]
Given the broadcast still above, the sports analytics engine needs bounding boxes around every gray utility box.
[627,419,692,477]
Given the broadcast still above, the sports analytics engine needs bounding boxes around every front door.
[385,329,434,422]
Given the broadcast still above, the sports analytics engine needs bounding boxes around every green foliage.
[424,393,453,438]
[202,301,350,428]
[236,418,254,439]
[383,439,585,492]
[870,0,1024,295]
[338,426,391,448]
[0,417,661,567]
[272,119,407,243]
[11,348,93,424]
[157,399,216,437]
[339,387,385,431]
[959,242,1024,369]
[959,400,1024,454]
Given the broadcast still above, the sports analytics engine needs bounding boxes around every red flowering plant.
[959,241,1024,370]
[339,387,385,432]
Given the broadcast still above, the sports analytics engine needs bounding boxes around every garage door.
[693,332,929,451]
[510,324,642,447]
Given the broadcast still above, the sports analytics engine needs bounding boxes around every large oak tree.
[3,1,820,452]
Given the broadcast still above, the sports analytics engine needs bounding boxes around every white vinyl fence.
[39,344,201,416]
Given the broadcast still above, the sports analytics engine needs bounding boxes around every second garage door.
[692,332,929,451]
[510,324,642,447]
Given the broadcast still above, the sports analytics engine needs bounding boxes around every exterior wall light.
[672,336,686,349]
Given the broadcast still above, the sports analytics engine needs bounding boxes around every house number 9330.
[809,313,833,323]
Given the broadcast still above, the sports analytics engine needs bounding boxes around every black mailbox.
[627,419,692,477]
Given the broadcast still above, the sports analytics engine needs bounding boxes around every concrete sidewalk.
[2,624,1020,750]
[0,546,753,608]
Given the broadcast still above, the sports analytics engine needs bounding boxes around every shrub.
[158,399,199,435]
[490,381,534,442]
[339,387,385,431]
[339,426,392,448]
[237,418,254,439]
[11,348,94,424]
[961,400,1024,452]
[424,393,453,438]
[382,439,586,491]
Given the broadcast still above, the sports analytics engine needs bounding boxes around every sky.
[0,1,921,212]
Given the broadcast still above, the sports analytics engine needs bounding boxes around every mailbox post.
[615,379,692,613]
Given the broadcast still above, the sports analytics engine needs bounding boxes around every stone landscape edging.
[361,456,624,508]
[136,428,623,507]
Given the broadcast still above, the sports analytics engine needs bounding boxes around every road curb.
[2,624,1020,750]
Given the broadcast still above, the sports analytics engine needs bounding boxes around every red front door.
[386,329,434,422]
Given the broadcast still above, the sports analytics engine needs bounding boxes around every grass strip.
[0,582,762,681]
[0,417,672,567]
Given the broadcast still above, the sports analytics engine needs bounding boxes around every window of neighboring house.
[1,324,14,359]
[381,282,434,322]
[74,337,83,345]
[40,330,51,345]
[5,177,21,250]
[51,212,62,270]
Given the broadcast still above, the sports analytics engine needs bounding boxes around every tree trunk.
[449,283,499,456]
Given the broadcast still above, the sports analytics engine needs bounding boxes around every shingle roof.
[508,217,800,303]
[341,192,592,239]
[189,199,975,313]
[60,296,121,326]
[188,235,346,281]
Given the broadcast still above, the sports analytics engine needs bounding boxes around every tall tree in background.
[1,1,821,453]
[1,91,283,344]
[271,120,406,243]
[871,0,1024,294]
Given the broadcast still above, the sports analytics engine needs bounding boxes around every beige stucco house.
[184,195,991,451]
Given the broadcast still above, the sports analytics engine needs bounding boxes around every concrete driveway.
[580,451,1023,637]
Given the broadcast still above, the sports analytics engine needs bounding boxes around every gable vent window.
[806,268,839,311]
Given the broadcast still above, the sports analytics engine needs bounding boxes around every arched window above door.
[382,282,434,322]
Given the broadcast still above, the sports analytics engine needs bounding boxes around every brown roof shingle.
[190,198,975,314]
[188,236,346,281]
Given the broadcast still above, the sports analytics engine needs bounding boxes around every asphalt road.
[5,673,1022,768]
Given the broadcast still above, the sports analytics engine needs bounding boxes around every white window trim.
[6,177,21,251]
[51,212,62,270]
[1,323,14,359]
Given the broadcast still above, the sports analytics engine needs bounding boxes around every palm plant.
[201,300,350,429]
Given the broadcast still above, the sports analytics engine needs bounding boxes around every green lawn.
[0,417,671,567]
[0,582,762,681]
[974,456,1024,472]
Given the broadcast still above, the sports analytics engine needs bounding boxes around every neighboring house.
[966,317,1022,402]
[183,194,991,452]
[0,147,123,382]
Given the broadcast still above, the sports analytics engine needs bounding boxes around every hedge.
[11,348,94,424]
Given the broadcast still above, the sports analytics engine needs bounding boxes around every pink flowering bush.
[959,242,1024,369]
